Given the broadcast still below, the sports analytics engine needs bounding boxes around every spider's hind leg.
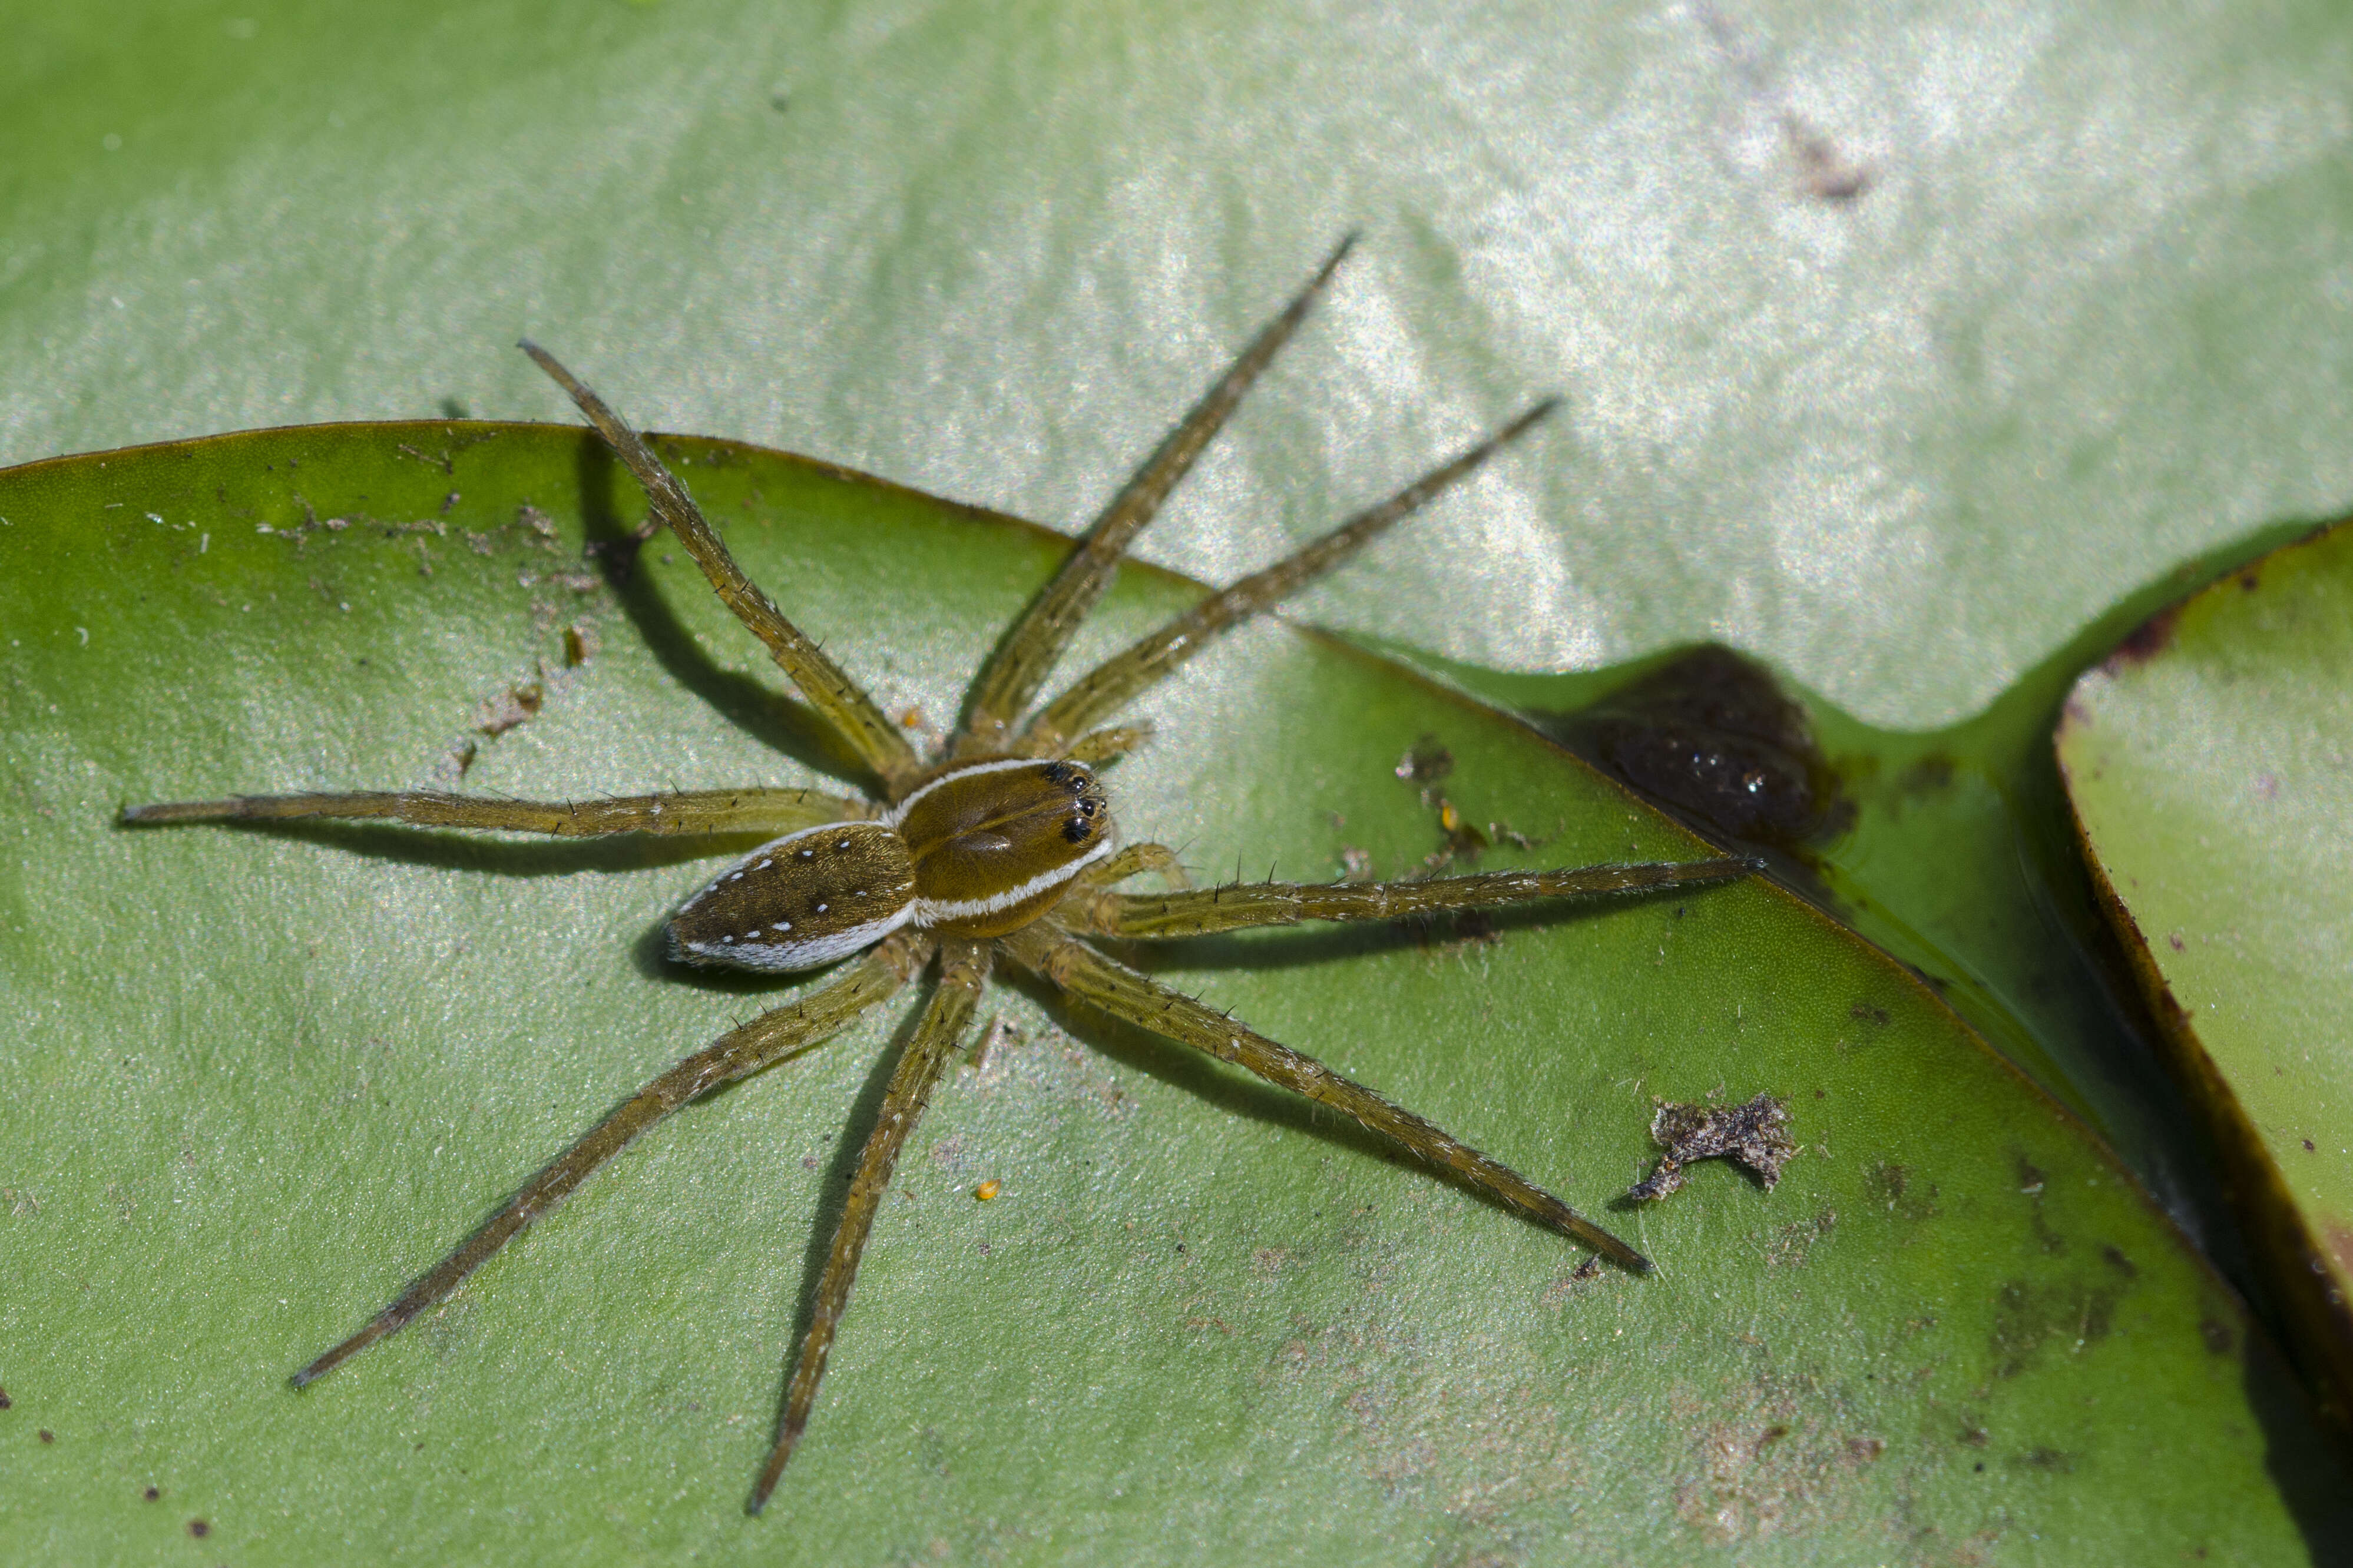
[751,937,989,1511]
[290,934,928,1390]
[1000,923,1647,1271]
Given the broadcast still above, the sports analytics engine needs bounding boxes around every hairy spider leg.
[291,934,931,1389]
[954,235,1359,756]
[120,787,869,836]
[751,938,991,1511]
[1001,924,1647,1271]
[1070,841,1193,895]
[521,341,922,794]
[1022,399,1558,755]
[1070,857,1753,939]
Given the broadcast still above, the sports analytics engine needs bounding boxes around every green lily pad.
[2057,518,2353,1432]
[2,424,2345,1562]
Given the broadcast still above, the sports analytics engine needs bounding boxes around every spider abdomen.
[670,821,917,972]
[891,758,1115,939]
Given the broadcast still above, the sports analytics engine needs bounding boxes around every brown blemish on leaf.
[143,1484,160,1500]
[1667,1376,1887,1544]
[2014,1154,2067,1255]
[561,624,597,667]
[2011,1446,2076,1474]
[1783,112,1871,202]
[2199,1317,2235,1355]
[2105,605,2180,669]
[1898,754,1955,795]
[1765,1209,1836,1267]
[2100,1244,2138,1280]
[1629,1094,1796,1201]
[187,1517,210,1538]
[1989,1279,2122,1378]
[1848,1003,1889,1027]
[38,1427,53,1442]
[0,1385,10,1409]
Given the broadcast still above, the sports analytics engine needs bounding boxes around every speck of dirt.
[144,1485,160,1501]
[1629,1094,1796,1201]
[0,1385,9,1409]
[2304,1139,2317,1153]
[37,1428,53,1443]
[1394,735,1454,785]
[187,1518,210,1538]
[476,681,544,738]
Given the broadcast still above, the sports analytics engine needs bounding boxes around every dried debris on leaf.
[1630,1093,1796,1202]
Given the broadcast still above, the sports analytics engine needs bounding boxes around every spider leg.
[292,933,930,1389]
[1022,399,1558,754]
[750,937,989,1511]
[121,787,870,836]
[1070,857,1752,939]
[999,923,1646,1271]
[1070,841,1192,895]
[520,342,922,793]
[953,236,1358,757]
[1060,722,1156,766]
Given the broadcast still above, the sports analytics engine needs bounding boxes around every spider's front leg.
[121,786,871,837]
[751,937,990,1511]
[291,933,929,1388]
[999,923,1648,1271]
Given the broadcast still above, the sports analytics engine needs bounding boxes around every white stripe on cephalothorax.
[674,904,915,973]
[909,835,1115,925]
[882,757,1047,828]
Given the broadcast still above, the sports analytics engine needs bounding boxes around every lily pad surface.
[2057,518,2353,1432]
[2,425,2345,1563]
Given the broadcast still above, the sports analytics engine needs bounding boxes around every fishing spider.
[126,238,1746,1511]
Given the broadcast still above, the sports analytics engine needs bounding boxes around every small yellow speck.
[974,1179,1001,1202]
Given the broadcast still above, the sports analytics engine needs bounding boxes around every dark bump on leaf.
[1540,645,1853,856]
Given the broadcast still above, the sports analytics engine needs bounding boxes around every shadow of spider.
[123,236,1749,1512]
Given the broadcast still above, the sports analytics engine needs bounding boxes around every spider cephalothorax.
[125,238,1747,1511]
